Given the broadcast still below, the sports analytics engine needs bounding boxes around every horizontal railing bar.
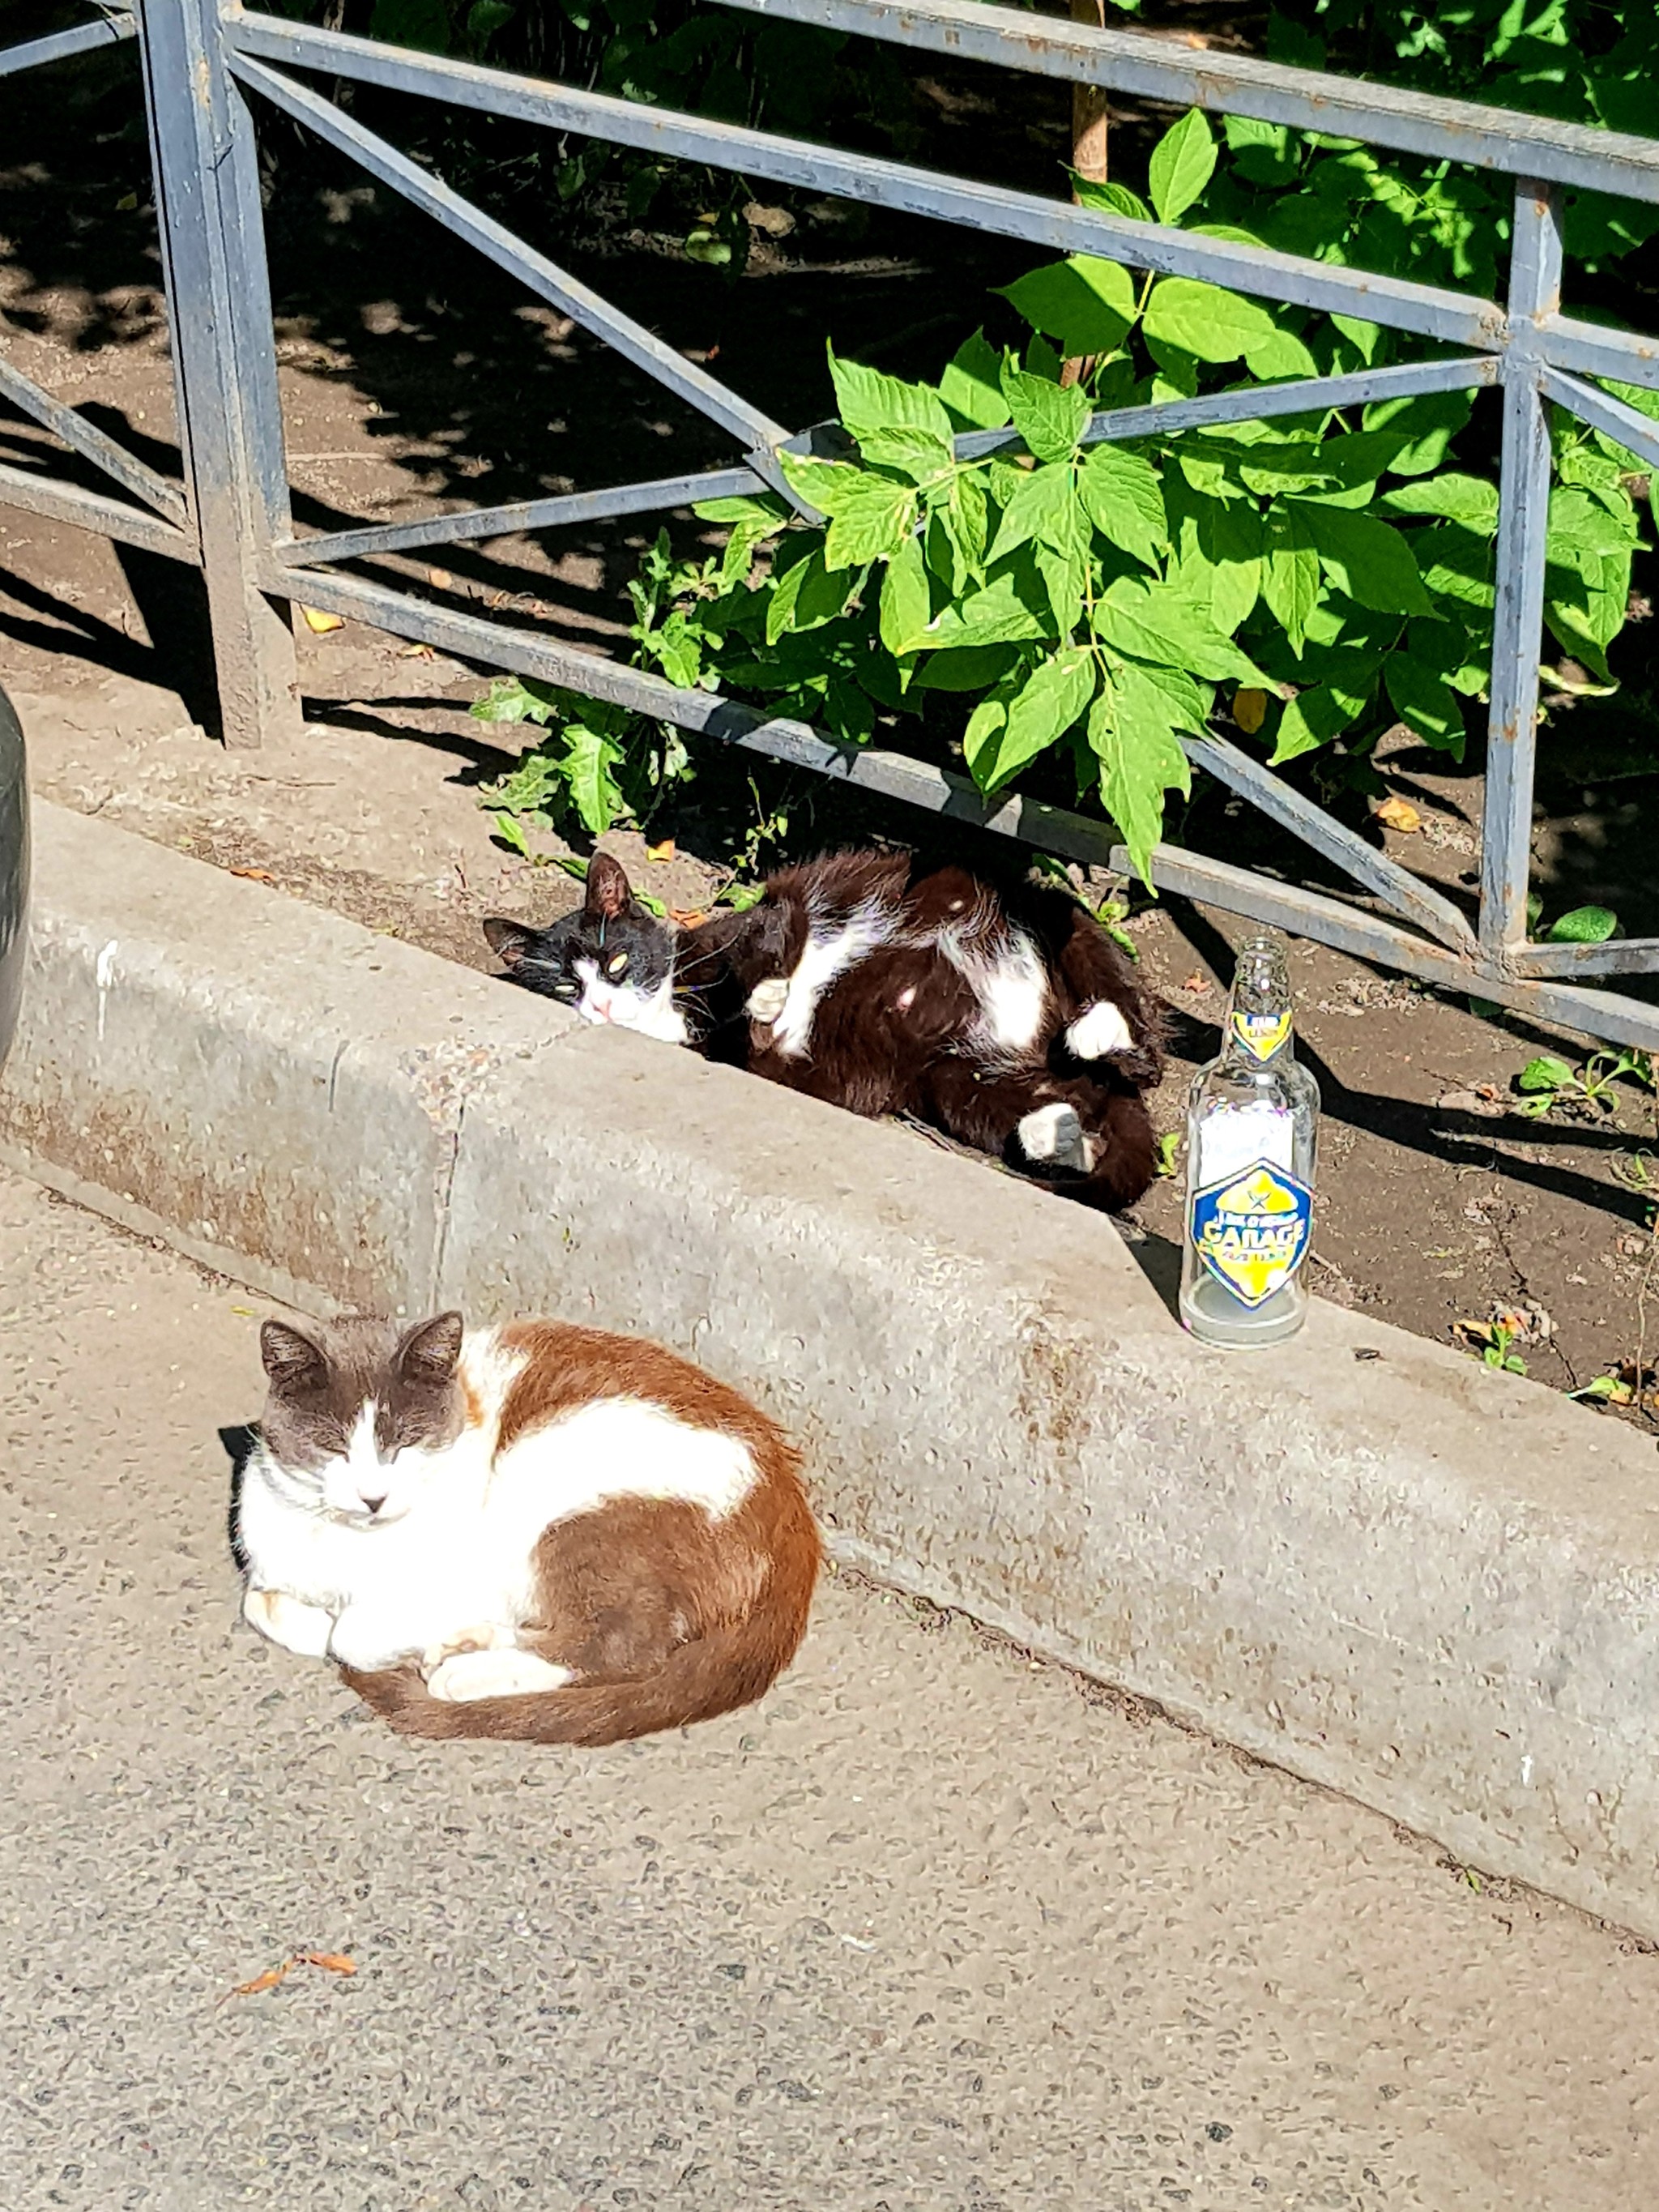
[228,17,1505,354]
[1538,366,1659,472]
[251,554,1141,865]
[0,13,136,81]
[1183,729,1478,955]
[232,54,792,457]
[1512,937,1659,980]
[1533,317,1659,396]
[964,355,1499,462]
[278,464,770,566]
[714,0,1659,208]
[249,552,1658,1052]
[1120,844,1659,1052]
[0,357,189,525]
[0,463,198,562]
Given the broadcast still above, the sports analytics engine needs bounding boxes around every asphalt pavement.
[0,1166,1653,2210]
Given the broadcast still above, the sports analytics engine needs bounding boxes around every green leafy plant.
[473,676,690,842]
[1456,1316,1529,1375]
[1515,1044,1655,1118]
[623,105,1651,880]
[1154,1129,1182,1178]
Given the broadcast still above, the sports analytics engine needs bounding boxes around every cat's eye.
[607,953,629,978]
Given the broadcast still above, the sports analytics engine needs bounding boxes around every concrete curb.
[7,801,1658,1935]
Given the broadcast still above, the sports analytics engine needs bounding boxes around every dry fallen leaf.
[1182,971,1209,993]
[223,1951,356,2002]
[396,642,435,660]
[230,867,275,883]
[299,606,343,635]
[1231,688,1268,735]
[667,907,708,927]
[428,567,452,591]
[1374,795,1422,835]
[646,839,676,863]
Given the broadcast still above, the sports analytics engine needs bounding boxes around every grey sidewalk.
[0,1167,1653,2211]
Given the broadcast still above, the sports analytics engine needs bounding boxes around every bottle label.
[1190,1157,1313,1309]
[1230,1009,1292,1062]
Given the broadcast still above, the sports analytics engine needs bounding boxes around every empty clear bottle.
[1179,933,1320,1348]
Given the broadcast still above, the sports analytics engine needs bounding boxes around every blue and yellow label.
[1191,1159,1312,1308]
[1230,1009,1292,1061]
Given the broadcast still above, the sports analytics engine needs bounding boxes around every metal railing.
[4,0,1659,1046]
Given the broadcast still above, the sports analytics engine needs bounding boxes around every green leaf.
[1519,1054,1575,1093]
[1073,176,1154,224]
[1035,539,1088,641]
[1001,363,1090,464]
[1385,652,1465,754]
[1360,388,1475,476]
[1243,324,1320,381]
[827,346,955,470]
[879,534,931,658]
[901,567,1050,654]
[969,647,1098,793]
[1547,904,1618,945]
[471,675,558,726]
[999,258,1137,357]
[1142,279,1277,364]
[1414,523,1496,613]
[1332,312,1384,365]
[1223,113,1299,188]
[488,809,532,858]
[562,724,628,836]
[1170,491,1261,631]
[1077,444,1167,568]
[693,493,791,528]
[1380,473,1500,533]
[987,463,1076,564]
[822,475,917,571]
[1094,576,1269,685]
[1261,506,1320,653]
[1149,109,1217,225]
[1290,501,1433,615]
[1270,683,1365,766]
[940,331,1011,432]
[1088,660,1192,886]
[914,644,1023,691]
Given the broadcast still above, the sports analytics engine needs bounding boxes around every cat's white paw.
[328,1606,420,1672]
[1066,1001,1135,1060]
[426,1650,575,1703]
[1017,1102,1094,1174]
[745,976,790,1024]
[243,1586,335,1658]
[419,1623,516,1680]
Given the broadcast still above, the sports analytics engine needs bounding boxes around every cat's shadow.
[220,1424,259,1576]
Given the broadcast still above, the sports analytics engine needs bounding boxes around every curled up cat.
[237,1309,820,1744]
[486,848,1168,1211]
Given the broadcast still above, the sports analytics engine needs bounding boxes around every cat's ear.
[483,917,536,968]
[396,1311,464,1386]
[585,852,633,921]
[261,1319,328,1390]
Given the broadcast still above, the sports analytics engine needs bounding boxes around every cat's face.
[258,1312,467,1524]
[484,852,687,1044]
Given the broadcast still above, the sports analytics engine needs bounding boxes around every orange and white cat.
[237,1310,820,1744]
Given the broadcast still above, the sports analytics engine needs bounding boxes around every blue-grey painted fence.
[2,0,1657,1049]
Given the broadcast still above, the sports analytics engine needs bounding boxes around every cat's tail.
[339,1569,817,1748]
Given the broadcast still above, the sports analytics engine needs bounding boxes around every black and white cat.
[486,849,1167,1211]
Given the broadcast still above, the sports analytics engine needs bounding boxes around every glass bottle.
[1179,932,1320,1349]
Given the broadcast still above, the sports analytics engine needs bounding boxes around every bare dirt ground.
[3,19,1658,1433]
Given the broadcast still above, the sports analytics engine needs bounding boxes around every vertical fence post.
[137,0,300,748]
[1479,181,1562,961]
